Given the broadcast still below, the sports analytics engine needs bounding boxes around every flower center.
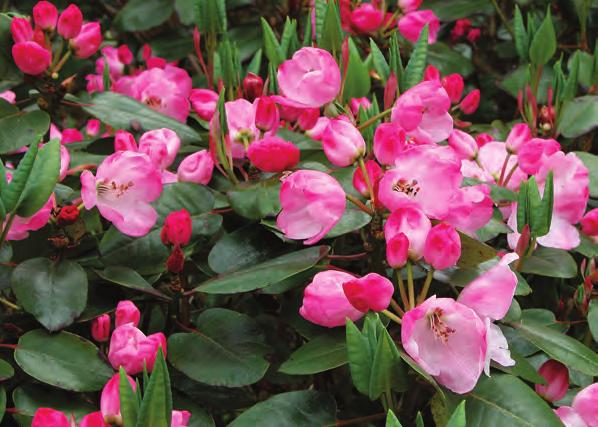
[393,178,420,197]
[428,308,455,343]
[144,96,162,108]
[97,180,134,198]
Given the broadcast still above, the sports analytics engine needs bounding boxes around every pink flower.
[448,129,477,160]
[254,96,280,132]
[224,98,259,152]
[32,408,71,427]
[476,132,492,148]
[555,406,588,427]
[80,151,163,237]
[306,116,330,141]
[300,270,363,327]
[61,128,83,144]
[423,64,441,81]
[373,122,409,165]
[57,4,83,39]
[298,108,320,131]
[91,314,111,342]
[571,383,598,427]
[247,137,300,173]
[505,123,531,153]
[108,323,166,374]
[581,209,598,237]
[352,159,382,198]
[12,41,51,75]
[322,119,366,167]
[80,412,109,427]
[276,47,341,108]
[398,10,440,44]
[161,209,192,246]
[95,47,125,79]
[190,89,219,121]
[384,206,431,261]
[71,22,102,58]
[401,296,487,394]
[277,170,346,245]
[33,1,58,30]
[138,128,181,170]
[398,0,423,13]
[171,410,191,427]
[391,80,453,144]
[535,360,569,402]
[475,141,526,190]
[378,145,462,219]
[5,183,53,241]
[350,97,372,115]
[100,373,136,425]
[451,19,471,41]
[177,150,214,185]
[86,74,104,94]
[10,17,33,43]
[0,90,16,104]
[467,28,481,43]
[342,273,394,312]
[114,130,137,152]
[441,74,464,104]
[459,89,480,114]
[350,3,384,33]
[115,300,141,328]
[86,119,101,137]
[424,223,461,270]
[516,137,560,175]
[386,232,409,268]
[443,185,493,235]
[118,45,133,64]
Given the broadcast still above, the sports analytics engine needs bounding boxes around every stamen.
[392,178,420,197]
[144,96,162,108]
[428,308,455,344]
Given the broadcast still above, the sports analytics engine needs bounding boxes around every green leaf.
[446,401,466,427]
[530,172,553,237]
[368,328,407,399]
[517,179,529,233]
[193,246,329,294]
[260,18,284,68]
[343,38,371,101]
[389,33,403,86]
[0,359,13,381]
[16,138,60,217]
[513,6,529,61]
[168,308,270,387]
[457,232,497,269]
[520,247,578,278]
[227,178,281,219]
[588,300,598,342]
[119,367,139,427]
[404,25,429,89]
[136,349,171,427]
[12,258,88,332]
[514,321,598,376]
[574,152,597,197]
[370,39,390,83]
[0,110,49,154]
[326,208,372,238]
[196,0,227,34]
[465,374,562,426]
[386,410,403,427]
[529,9,556,66]
[345,318,373,395]
[2,142,38,213]
[83,92,201,144]
[155,182,215,220]
[115,0,173,31]
[318,0,343,54]
[0,386,4,423]
[280,18,299,58]
[95,266,168,299]
[228,390,336,427]
[424,0,493,21]
[427,42,474,78]
[246,48,262,75]
[558,96,598,138]
[279,333,347,375]
[14,330,113,391]
[174,0,197,25]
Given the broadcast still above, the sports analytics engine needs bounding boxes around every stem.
[358,157,376,206]
[52,50,72,76]
[417,268,434,305]
[0,214,15,250]
[502,162,520,188]
[0,297,19,310]
[406,262,415,310]
[381,309,402,324]
[395,269,410,311]
[390,298,405,316]
[498,153,512,186]
[328,252,368,261]
[346,195,374,215]
[358,108,392,130]
[490,0,515,40]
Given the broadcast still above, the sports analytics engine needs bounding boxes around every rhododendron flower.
[298,108,320,131]
[57,4,83,39]
[448,129,477,160]
[177,150,214,185]
[114,130,137,152]
[12,41,51,75]
[350,97,372,115]
[386,232,409,268]
[10,17,33,43]
[384,206,431,261]
[243,72,264,101]
[255,96,280,132]
[80,151,163,237]
[108,323,167,374]
[276,47,341,108]
[378,145,462,218]
[401,296,487,393]
[505,123,532,153]
[277,170,346,245]
[391,80,452,144]
[570,383,598,427]
[80,412,109,427]
[441,74,464,104]
[322,119,366,167]
[517,138,561,175]
[350,3,384,33]
[101,373,136,425]
[171,410,192,427]
[91,314,110,342]
[95,46,126,79]
[61,128,84,144]
[535,360,569,402]
[71,22,102,58]
[224,98,259,156]
[190,88,219,121]
[459,89,480,114]
[161,209,192,246]
[32,408,72,427]
[443,185,493,235]
[472,141,527,190]
[342,273,394,312]
[398,10,440,44]
[423,223,461,270]
[398,0,422,13]
[138,128,181,170]
[352,159,382,198]
[0,90,15,104]
[33,1,58,30]
[581,208,598,239]
[306,116,331,141]
[555,406,588,427]
[373,122,410,165]
[115,300,141,327]
[247,137,300,172]
[300,270,363,327]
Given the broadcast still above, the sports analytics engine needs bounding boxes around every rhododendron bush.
[1,0,598,425]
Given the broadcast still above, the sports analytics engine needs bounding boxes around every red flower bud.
[161,209,192,247]
[423,64,441,81]
[117,45,133,65]
[352,159,382,198]
[91,313,110,342]
[297,108,320,131]
[459,89,480,114]
[467,28,481,43]
[57,4,83,39]
[535,360,569,402]
[33,1,58,30]
[57,205,79,226]
[166,245,185,273]
[255,96,279,132]
[11,17,33,43]
[441,74,465,104]
[243,72,264,102]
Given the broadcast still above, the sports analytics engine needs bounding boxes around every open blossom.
[342,273,394,312]
[384,206,431,261]
[277,170,346,245]
[80,151,163,237]
[472,141,527,190]
[535,360,569,402]
[177,150,214,184]
[570,383,598,427]
[517,138,561,175]
[391,80,452,144]
[224,98,259,156]
[108,323,167,374]
[276,47,341,108]
[398,10,440,43]
[443,185,493,235]
[247,136,300,172]
[300,270,363,327]
[555,406,588,427]
[322,119,366,167]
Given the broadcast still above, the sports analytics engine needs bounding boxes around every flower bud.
[459,89,480,114]
[451,18,471,41]
[448,129,477,160]
[243,72,263,102]
[91,313,111,342]
[352,159,382,198]
[61,128,83,144]
[114,130,137,151]
[475,132,492,148]
[384,206,431,261]
[0,90,15,104]
[117,45,133,65]
[467,28,481,43]
[322,119,366,167]
[505,123,531,153]
[161,209,192,247]
[423,223,461,270]
[12,41,51,75]
[71,22,102,58]
[138,128,181,170]
[86,119,100,137]
[31,408,71,427]
[581,208,598,237]
[442,74,464,104]
[57,205,79,226]
[115,300,140,328]
[171,411,192,427]
[247,136,300,173]
[33,1,58,30]
[398,0,422,13]
[343,273,394,312]
[101,373,136,426]
[373,122,407,165]
[57,4,83,39]
[383,72,398,110]
[386,233,409,268]
[423,64,440,81]
[349,97,372,116]
[177,150,214,185]
[535,360,569,402]
[190,89,218,121]
[11,17,33,43]
[297,108,320,131]
[166,245,185,273]
[350,3,384,34]
[255,96,279,132]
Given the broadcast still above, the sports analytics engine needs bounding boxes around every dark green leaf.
[368,328,407,399]
[115,0,174,31]
[318,0,343,54]
[136,349,171,427]
[196,0,227,34]
[260,18,284,68]
[279,333,347,375]
[0,110,49,155]
[559,96,598,138]
[0,359,13,381]
[428,42,474,77]
[529,9,556,66]
[227,178,281,219]
[343,38,371,101]
[404,25,429,89]
[520,247,577,278]
[2,142,38,213]
[423,0,493,20]
[155,182,215,221]
[457,232,497,269]
[326,208,372,238]
[386,410,403,427]
[513,6,529,61]
[588,300,598,342]
[95,266,168,299]
[120,367,139,427]
[370,39,390,83]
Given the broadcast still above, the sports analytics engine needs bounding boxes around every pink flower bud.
[117,45,133,65]
[108,324,165,374]
[190,89,219,121]
[373,122,407,165]
[322,119,366,167]
[247,136,300,173]
[138,128,181,170]
[243,72,263,102]
[424,223,461,270]
[451,18,471,41]
[71,22,102,58]
[384,206,431,261]
[57,4,83,39]
[398,0,422,13]
[448,129,477,160]
[12,41,51,75]
[297,108,320,131]
[517,137,560,175]
[115,300,140,328]
[571,383,598,426]
[384,72,398,110]
[350,3,384,33]
[475,132,492,148]
[352,159,382,198]
[177,150,214,185]
[343,273,394,312]
[349,97,372,116]
[535,360,569,402]
[300,270,363,327]
[86,119,101,137]
[459,89,480,115]
[171,410,191,427]
[11,17,33,43]
[441,74,464,104]
[505,123,531,153]
[423,64,441,81]
[255,96,280,132]
[161,209,192,247]
[101,373,136,425]
[398,10,440,44]
[166,245,185,273]
[114,130,137,151]
[467,28,481,43]
[0,90,16,104]
[91,313,111,342]
[386,233,409,268]
[32,408,71,427]
[80,412,107,427]
[61,128,83,144]
[33,1,58,30]
[277,103,302,122]
[581,208,598,237]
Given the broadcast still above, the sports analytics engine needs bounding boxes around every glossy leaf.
[0,359,13,381]
[446,401,466,427]
[260,18,284,68]
[115,0,173,31]
[136,349,171,427]
[386,410,403,427]
[318,0,343,54]
[574,151,598,197]
[119,367,139,427]
[2,142,38,213]
[529,9,556,66]
[559,96,598,138]
[279,333,347,375]
[0,110,49,155]
[343,38,371,101]
[520,247,577,278]
[95,266,168,299]
[227,178,281,219]
[404,25,429,89]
